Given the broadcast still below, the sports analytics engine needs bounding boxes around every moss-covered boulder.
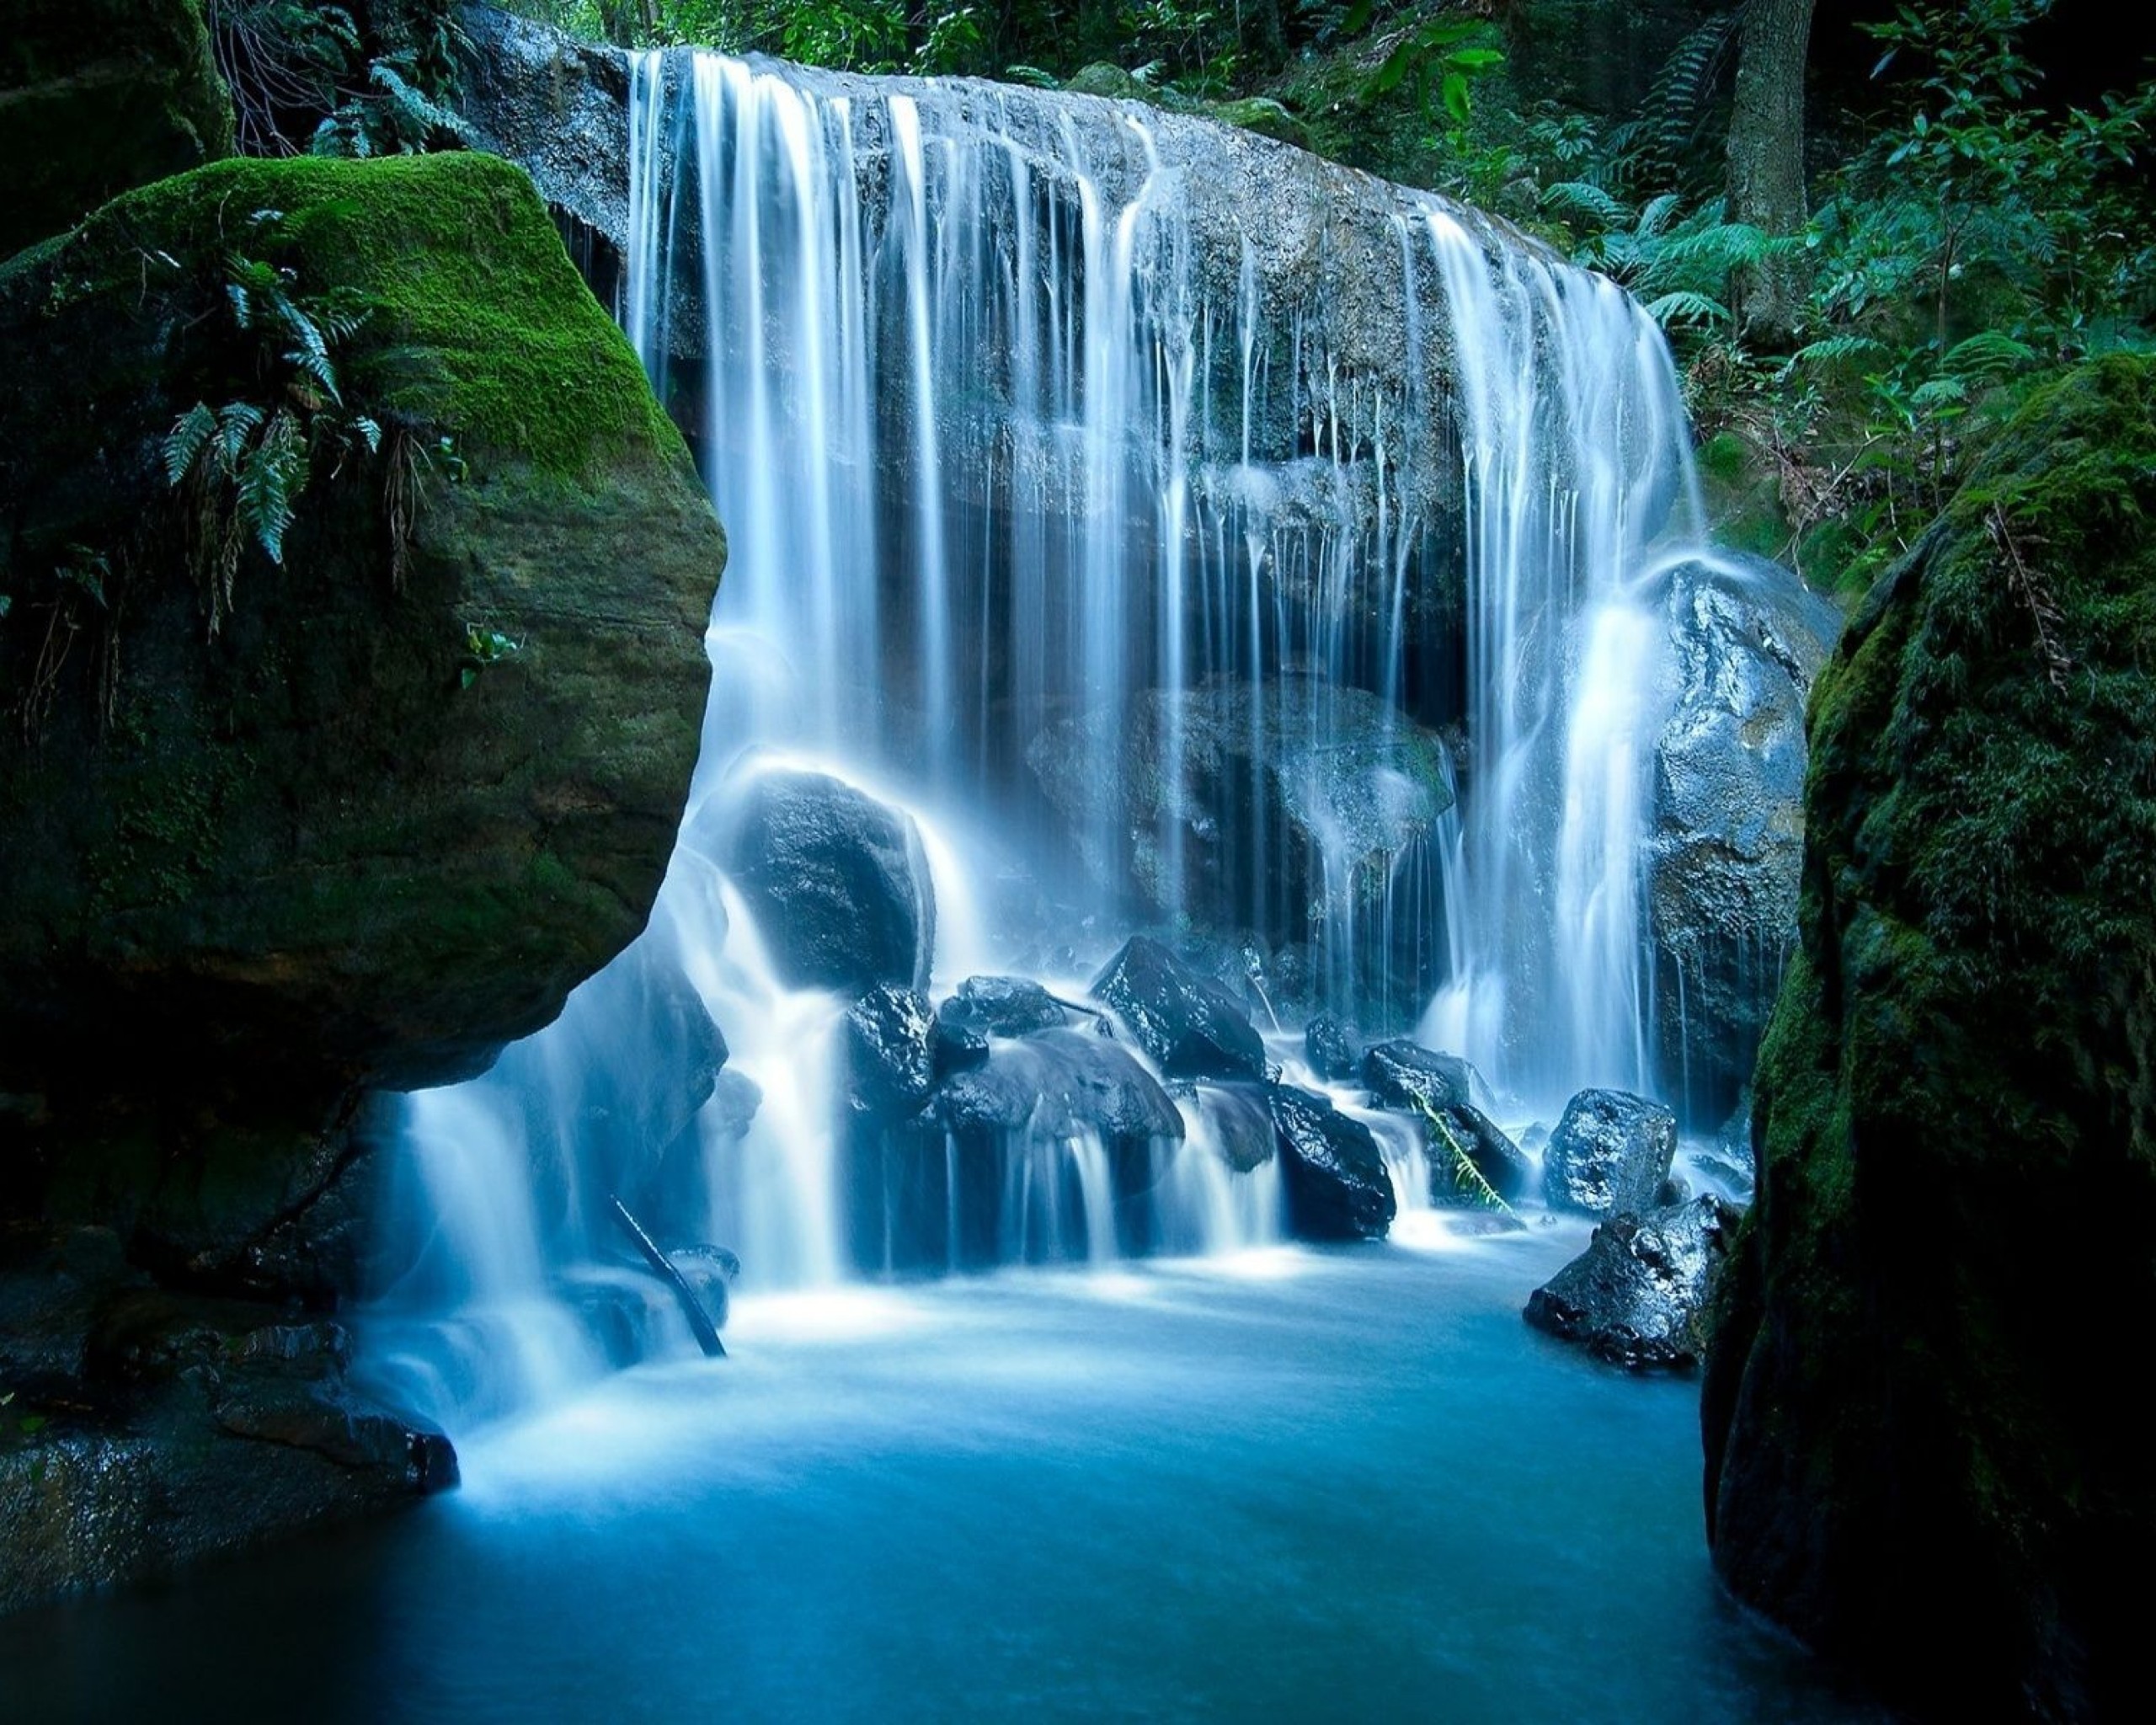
[0,150,723,1103]
[0,0,234,259]
[1702,355,2156,1722]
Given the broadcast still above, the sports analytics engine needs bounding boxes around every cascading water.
[362,47,1721,1430]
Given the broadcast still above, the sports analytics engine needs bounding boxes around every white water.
[361,51,1716,1430]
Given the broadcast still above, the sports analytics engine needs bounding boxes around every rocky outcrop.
[1524,1194,1736,1368]
[712,770,937,996]
[0,152,721,1100]
[0,150,723,1613]
[2,0,234,259]
[1303,1012,1359,1081]
[1648,553,1839,1123]
[1091,937,1267,1081]
[1542,1090,1678,1217]
[1703,357,2156,1722]
[842,986,938,1120]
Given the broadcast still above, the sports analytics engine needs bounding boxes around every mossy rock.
[0,0,234,260]
[1702,355,2156,1721]
[0,152,723,1103]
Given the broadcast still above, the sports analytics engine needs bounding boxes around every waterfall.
[360,48,1709,1430]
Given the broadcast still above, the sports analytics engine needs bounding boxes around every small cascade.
[362,46,1734,1431]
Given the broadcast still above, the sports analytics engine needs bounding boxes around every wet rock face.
[1031,677,1456,1019]
[1361,1040,1475,1115]
[1422,1104,1534,1207]
[935,1029,1184,1146]
[0,1231,453,1617]
[1091,937,1267,1081]
[715,770,937,996]
[1648,555,1839,1124]
[1304,1013,1359,1081]
[937,976,1069,1039]
[1541,1090,1678,1217]
[1267,1086,1396,1242]
[1704,360,2156,1722]
[1524,1195,1737,1368]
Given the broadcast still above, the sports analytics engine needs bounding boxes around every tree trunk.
[1724,0,1815,347]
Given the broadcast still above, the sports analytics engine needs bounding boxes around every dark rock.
[3,0,234,259]
[930,1018,991,1078]
[1303,1012,1359,1081]
[1703,359,2156,1722]
[937,975,1067,1039]
[706,1069,764,1139]
[936,1029,1183,1144]
[1361,1039,1476,1115]
[1267,1086,1395,1242]
[1091,937,1265,1081]
[1525,1195,1737,1368]
[844,987,937,1119]
[1542,1089,1678,1217]
[1422,1103,1534,1206]
[0,152,722,1102]
[1647,553,1839,1124]
[714,770,936,996]
[0,1290,453,1616]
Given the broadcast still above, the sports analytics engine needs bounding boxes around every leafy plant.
[1419,1104,1513,1214]
[459,622,524,688]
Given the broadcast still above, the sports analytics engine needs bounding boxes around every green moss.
[37,152,681,487]
[1,0,233,259]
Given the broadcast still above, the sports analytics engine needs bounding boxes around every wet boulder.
[664,1244,740,1332]
[1422,1103,1534,1206]
[1647,554,1839,1122]
[1542,1089,1677,1216]
[1304,1012,1359,1081]
[843,986,937,1120]
[937,975,1068,1039]
[1091,937,1266,1081]
[936,1029,1184,1146]
[1524,1194,1737,1368]
[716,770,937,996]
[1361,1039,1477,1115]
[1267,1086,1396,1242]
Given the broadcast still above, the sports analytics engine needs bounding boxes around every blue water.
[2,1224,1886,1722]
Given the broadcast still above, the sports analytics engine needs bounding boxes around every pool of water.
[2,1222,1887,1723]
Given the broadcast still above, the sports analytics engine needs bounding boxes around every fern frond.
[238,411,307,564]
[1942,331,2038,382]
[216,401,266,473]
[1643,289,1732,328]
[163,402,218,488]
[369,62,478,148]
[1541,179,1629,227]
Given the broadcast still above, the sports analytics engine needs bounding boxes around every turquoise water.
[2,1224,1886,1722]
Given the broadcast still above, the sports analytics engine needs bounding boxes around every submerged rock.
[1704,358,2156,1722]
[1091,937,1266,1081]
[843,986,937,1120]
[715,770,937,996]
[1267,1086,1396,1242]
[1524,1194,1736,1368]
[1541,1090,1678,1217]
[1647,554,1839,1123]
[1191,1083,1277,1174]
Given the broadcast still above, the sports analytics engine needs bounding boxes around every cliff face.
[1703,356,2156,1722]
[0,149,723,1611]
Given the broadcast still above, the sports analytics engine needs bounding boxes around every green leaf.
[1447,49,1506,71]
[1441,70,1470,127]
[164,401,218,487]
[18,1414,48,1436]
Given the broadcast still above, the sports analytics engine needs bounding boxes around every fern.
[164,403,219,487]
[237,411,307,564]
[1420,1104,1513,1215]
[1643,289,1733,328]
